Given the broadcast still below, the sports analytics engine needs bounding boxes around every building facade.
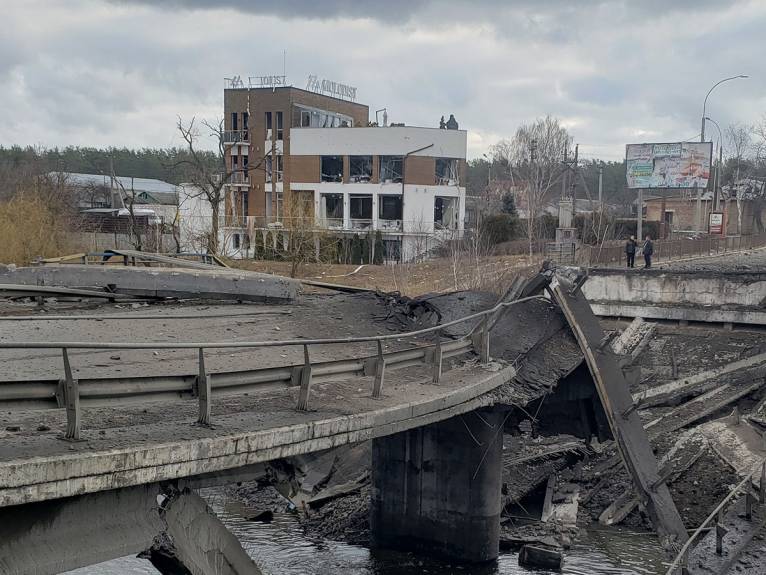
[222,82,467,261]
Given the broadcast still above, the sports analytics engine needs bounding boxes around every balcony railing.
[224,130,249,144]
[228,171,249,185]
[378,219,403,231]
[350,218,373,230]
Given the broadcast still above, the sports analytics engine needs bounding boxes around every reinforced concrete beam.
[0,265,299,303]
[0,483,164,575]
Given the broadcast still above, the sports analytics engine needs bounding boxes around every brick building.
[221,79,467,261]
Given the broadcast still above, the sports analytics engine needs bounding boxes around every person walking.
[642,235,654,269]
[625,236,637,268]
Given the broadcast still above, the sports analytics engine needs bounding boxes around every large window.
[294,106,353,128]
[380,156,403,183]
[350,195,372,229]
[231,112,238,131]
[378,195,402,229]
[349,156,372,183]
[266,155,283,183]
[435,158,458,185]
[320,193,343,227]
[276,111,284,140]
[321,156,343,182]
[434,196,459,230]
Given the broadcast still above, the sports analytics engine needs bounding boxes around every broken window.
[349,156,372,183]
[232,233,241,250]
[276,111,284,140]
[242,112,249,140]
[320,193,344,227]
[231,112,238,131]
[275,192,284,220]
[435,158,459,185]
[378,195,402,230]
[295,105,353,128]
[434,196,459,230]
[265,155,283,183]
[380,156,403,183]
[383,239,401,262]
[350,195,372,229]
[265,111,272,138]
[664,211,674,225]
[321,156,343,182]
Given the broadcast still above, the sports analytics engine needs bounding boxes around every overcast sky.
[1,0,763,161]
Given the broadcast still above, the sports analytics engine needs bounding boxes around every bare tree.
[490,116,572,256]
[726,122,752,234]
[176,117,238,255]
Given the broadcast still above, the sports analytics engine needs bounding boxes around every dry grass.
[0,194,82,265]
[228,253,544,297]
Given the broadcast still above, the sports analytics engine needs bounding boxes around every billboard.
[626,142,713,189]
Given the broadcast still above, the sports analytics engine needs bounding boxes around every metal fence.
[578,233,766,268]
[0,296,541,440]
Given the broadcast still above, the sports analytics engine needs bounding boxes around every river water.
[64,489,667,575]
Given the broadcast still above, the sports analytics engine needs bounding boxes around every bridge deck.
[0,362,514,507]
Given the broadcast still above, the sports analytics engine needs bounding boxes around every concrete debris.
[518,544,563,570]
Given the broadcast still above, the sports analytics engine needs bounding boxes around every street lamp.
[482,153,492,186]
[704,116,723,211]
[700,75,748,142]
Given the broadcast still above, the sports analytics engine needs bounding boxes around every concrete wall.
[370,408,505,563]
[583,270,766,308]
[290,126,467,158]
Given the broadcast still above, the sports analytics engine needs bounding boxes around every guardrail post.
[296,344,313,411]
[372,340,386,398]
[432,329,443,383]
[746,491,757,520]
[196,348,211,426]
[61,348,81,440]
[715,508,728,555]
[680,549,690,575]
[760,461,766,503]
[479,316,491,364]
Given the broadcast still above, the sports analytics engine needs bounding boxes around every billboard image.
[626,142,713,189]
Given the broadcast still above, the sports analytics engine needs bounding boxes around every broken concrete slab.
[162,489,264,575]
[0,265,299,303]
[637,351,766,408]
[697,418,766,482]
[551,270,689,546]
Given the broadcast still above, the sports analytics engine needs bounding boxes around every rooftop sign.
[249,75,287,88]
[306,74,357,101]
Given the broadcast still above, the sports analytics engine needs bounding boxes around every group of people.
[625,235,654,269]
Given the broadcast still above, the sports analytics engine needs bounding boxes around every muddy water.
[65,490,666,575]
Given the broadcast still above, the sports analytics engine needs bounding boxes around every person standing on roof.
[642,235,654,269]
[625,235,637,268]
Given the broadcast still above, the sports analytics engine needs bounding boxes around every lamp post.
[704,117,723,213]
[700,75,748,142]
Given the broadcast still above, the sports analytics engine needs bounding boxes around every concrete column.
[370,408,504,563]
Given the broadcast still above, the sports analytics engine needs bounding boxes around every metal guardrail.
[0,296,543,439]
[666,460,766,574]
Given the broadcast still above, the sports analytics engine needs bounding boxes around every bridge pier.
[370,407,505,563]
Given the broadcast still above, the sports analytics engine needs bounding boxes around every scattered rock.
[36,424,50,432]
[5,425,21,432]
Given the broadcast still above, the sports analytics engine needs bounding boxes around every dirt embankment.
[228,255,542,297]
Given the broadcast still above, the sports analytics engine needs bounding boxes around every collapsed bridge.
[0,261,740,574]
